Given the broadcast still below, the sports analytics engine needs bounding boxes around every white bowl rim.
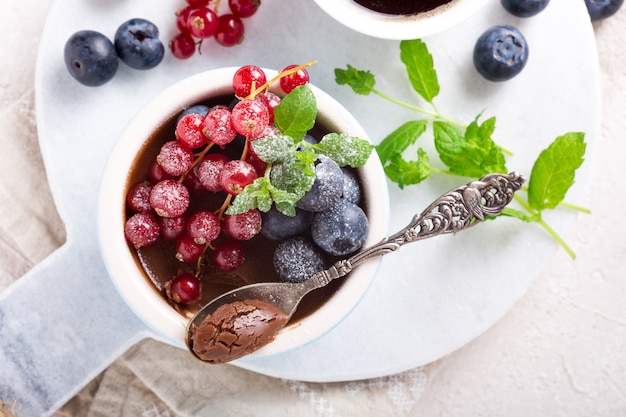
[312,0,491,40]
[98,67,389,360]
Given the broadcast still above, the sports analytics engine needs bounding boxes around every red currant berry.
[158,214,188,241]
[166,272,202,305]
[182,168,208,195]
[228,0,261,18]
[245,143,268,176]
[187,7,219,39]
[126,180,152,213]
[125,212,160,248]
[223,209,262,240]
[187,210,221,244]
[186,0,210,7]
[213,239,245,271]
[196,153,229,192]
[170,32,196,59]
[150,179,190,218]
[157,140,194,176]
[232,65,267,98]
[256,92,280,124]
[175,234,205,262]
[215,14,245,47]
[176,113,208,149]
[280,64,310,94]
[231,99,269,138]
[148,158,175,183]
[220,159,258,195]
[176,7,194,34]
[202,105,237,147]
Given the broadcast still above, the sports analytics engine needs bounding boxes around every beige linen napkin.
[0,90,429,417]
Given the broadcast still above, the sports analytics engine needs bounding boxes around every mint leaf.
[294,147,318,176]
[375,119,428,165]
[269,159,315,196]
[528,132,586,211]
[433,118,507,177]
[274,85,317,140]
[251,134,296,163]
[400,39,440,104]
[315,133,374,167]
[383,149,431,189]
[334,65,376,95]
[268,185,302,217]
[227,177,273,215]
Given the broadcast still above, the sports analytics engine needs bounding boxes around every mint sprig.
[226,83,374,217]
[335,39,589,259]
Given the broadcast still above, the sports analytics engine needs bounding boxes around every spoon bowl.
[186,172,525,364]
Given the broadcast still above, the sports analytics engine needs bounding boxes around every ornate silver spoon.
[186,172,525,364]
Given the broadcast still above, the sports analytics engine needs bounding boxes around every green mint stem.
[371,89,466,129]
[519,186,590,214]
[372,88,513,156]
[536,216,576,260]
[557,201,591,214]
[513,195,576,259]
[429,166,454,175]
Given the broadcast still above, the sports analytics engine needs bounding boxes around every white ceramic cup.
[313,0,490,40]
[98,67,389,360]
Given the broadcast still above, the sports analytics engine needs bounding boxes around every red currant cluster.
[124,64,310,307]
[170,0,261,59]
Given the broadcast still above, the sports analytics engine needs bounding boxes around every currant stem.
[246,60,318,99]
[214,193,234,220]
[179,142,216,183]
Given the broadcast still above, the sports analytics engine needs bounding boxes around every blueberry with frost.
[311,199,368,256]
[261,207,314,241]
[296,155,344,212]
[273,236,328,283]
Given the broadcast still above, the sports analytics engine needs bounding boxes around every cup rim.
[313,0,491,40]
[98,67,389,360]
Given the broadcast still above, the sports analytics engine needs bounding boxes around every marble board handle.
[0,241,153,417]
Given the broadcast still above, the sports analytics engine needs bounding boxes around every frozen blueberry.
[584,0,624,21]
[64,30,119,86]
[311,199,368,256]
[273,236,328,283]
[260,206,314,241]
[473,25,529,82]
[501,0,550,17]
[296,155,344,212]
[114,18,164,70]
[341,168,361,205]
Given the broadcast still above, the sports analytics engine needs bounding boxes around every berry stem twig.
[246,60,318,99]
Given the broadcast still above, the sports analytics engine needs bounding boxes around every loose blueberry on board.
[473,25,529,82]
[311,199,369,256]
[64,30,119,86]
[500,0,550,17]
[273,236,329,283]
[114,18,165,70]
[584,0,624,20]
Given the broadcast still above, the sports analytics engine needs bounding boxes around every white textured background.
[2,0,625,415]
